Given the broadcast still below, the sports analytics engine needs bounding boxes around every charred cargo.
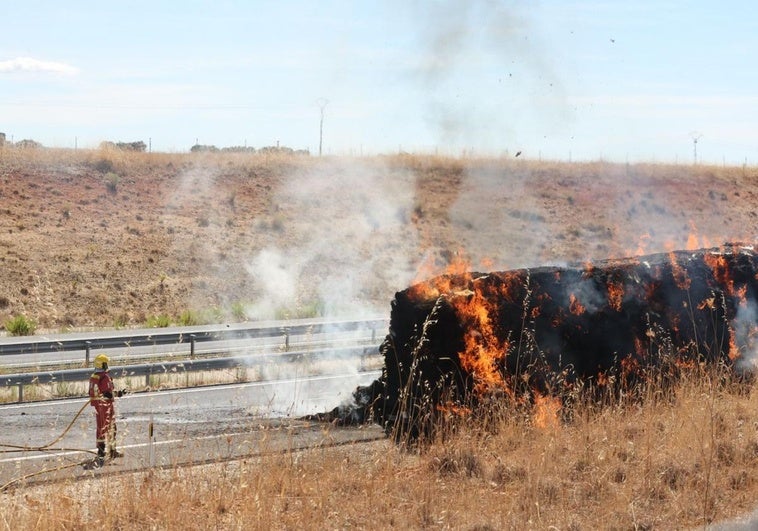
[347,244,758,439]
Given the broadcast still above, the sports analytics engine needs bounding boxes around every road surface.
[0,371,383,489]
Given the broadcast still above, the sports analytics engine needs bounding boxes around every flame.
[684,221,711,250]
[704,252,736,296]
[620,356,640,382]
[455,283,510,395]
[728,325,741,361]
[607,279,624,311]
[675,357,698,370]
[634,232,651,256]
[686,232,699,251]
[436,402,472,416]
[698,297,715,311]
[634,337,647,358]
[533,392,561,429]
[569,293,585,316]
[668,252,691,290]
[407,252,474,300]
[736,285,748,307]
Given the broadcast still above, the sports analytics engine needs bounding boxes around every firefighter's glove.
[116,389,128,398]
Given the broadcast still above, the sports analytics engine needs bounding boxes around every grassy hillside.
[1,147,755,332]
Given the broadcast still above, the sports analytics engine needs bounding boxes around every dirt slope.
[0,149,756,331]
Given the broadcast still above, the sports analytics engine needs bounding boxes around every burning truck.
[324,243,758,440]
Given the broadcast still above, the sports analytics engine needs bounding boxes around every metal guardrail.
[0,317,388,363]
[2,345,382,402]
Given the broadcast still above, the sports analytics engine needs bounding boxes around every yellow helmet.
[94,354,110,370]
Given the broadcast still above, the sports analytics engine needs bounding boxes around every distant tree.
[115,141,147,152]
[15,139,42,149]
[190,144,219,153]
[221,146,257,153]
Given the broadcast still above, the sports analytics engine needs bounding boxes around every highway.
[0,370,383,489]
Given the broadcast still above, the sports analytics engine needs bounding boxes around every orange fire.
[407,252,514,396]
[704,252,736,296]
[684,221,711,250]
[607,279,624,311]
[435,402,472,416]
[533,392,561,429]
[455,283,510,395]
[668,252,691,290]
[633,232,651,256]
[569,293,585,316]
[728,325,741,361]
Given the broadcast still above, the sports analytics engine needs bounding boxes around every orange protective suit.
[88,369,116,459]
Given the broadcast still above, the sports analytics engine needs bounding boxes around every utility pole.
[690,132,703,164]
[317,98,329,156]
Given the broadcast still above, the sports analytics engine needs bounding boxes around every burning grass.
[2,366,758,529]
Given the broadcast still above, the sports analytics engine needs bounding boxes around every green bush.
[231,301,247,321]
[104,172,120,194]
[5,314,36,336]
[177,310,201,326]
[146,314,171,328]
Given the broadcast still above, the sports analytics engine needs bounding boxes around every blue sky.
[1,1,756,163]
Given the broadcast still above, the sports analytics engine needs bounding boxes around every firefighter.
[88,354,125,466]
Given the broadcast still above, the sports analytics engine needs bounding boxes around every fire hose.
[0,399,97,491]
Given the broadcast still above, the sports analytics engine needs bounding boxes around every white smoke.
[734,299,758,374]
[245,159,418,320]
[408,0,570,153]
[242,158,418,415]
[243,248,299,318]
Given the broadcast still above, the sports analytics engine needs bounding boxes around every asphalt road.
[0,371,383,489]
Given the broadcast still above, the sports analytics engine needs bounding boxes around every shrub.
[177,310,201,326]
[104,172,120,194]
[5,314,36,336]
[231,301,247,321]
[146,314,171,328]
[93,158,114,174]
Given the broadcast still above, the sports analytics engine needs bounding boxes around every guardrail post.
[85,341,92,366]
[148,413,155,467]
[283,328,290,351]
[17,383,23,403]
[190,334,196,359]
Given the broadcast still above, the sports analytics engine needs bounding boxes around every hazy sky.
[1,1,756,163]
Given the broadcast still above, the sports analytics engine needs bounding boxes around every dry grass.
[2,369,758,529]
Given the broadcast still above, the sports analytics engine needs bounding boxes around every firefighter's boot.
[95,442,106,467]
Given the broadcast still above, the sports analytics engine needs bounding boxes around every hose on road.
[0,399,97,491]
